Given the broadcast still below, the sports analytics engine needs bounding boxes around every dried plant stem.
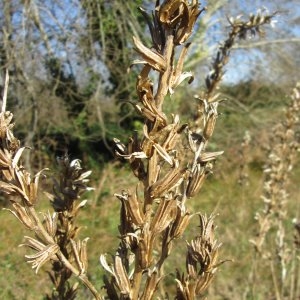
[132,263,143,300]
[0,107,101,298]
[27,206,55,244]
[1,69,9,112]
[27,187,102,299]
[250,83,300,298]
[271,260,282,300]
[55,251,102,300]
[104,2,277,299]
[2,1,279,299]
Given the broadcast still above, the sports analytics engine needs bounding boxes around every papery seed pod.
[169,43,193,91]
[70,238,89,274]
[100,254,118,283]
[159,0,184,26]
[21,236,46,252]
[25,243,60,273]
[135,104,156,122]
[2,168,14,181]
[141,139,154,158]
[153,143,174,166]
[0,148,12,167]
[199,151,224,163]
[126,191,145,226]
[12,146,27,168]
[150,199,176,234]
[140,270,162,300]
[149,166,186,198]
[137,86,154,109]
[114,255,131,295]
[186,165,206,198]
[162,124,185,152]
[4,202,35,230]
[175,4,203,44]
[138,239,149,269]
[147,150,161,187]
[80,238,89,273]
[203,111,217,140]
[186,255,197,278]
[132,37,166,72]
[74,199,88,215]
[115,192,131,235]
[195,272,214,295]
[43,211,58,237]
[71,239,83,270]
[142,125,154,157]
[171,208,192,238]
[0,180,20,197]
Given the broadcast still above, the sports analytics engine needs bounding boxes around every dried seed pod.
[198,151,224,163]
[174,2,203,45]
[114,255,132,296]
[149,165,186,198]
[137,238,148,269]
[43,211,58,237]
[195,272,215,295]
[137,237,153,269]
[150,199,177,234]
[170,208,192,238]
[135,104,157,122]
[158,0,185,26]
[132,37,166,72]
[23,242,60,273]
[126,190,145,226]
[153,143,174,166]
[70,238,89,274]
[4,202,35,230]
[186,165,206,198]
[0,148,12,168]
[203,110,217,140]
[140,270,162,300]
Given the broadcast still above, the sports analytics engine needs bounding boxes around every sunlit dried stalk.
[101,1,277,299]
[290,219,300,298]
[238,131,251,186]
[1,1,278,299]
[295,220,300,251]
[250,83,300,299]
[44,156,93,299]
[194,7,277,130]
[0,81,102,298]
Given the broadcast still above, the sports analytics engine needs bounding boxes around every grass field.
[1,98,299,299]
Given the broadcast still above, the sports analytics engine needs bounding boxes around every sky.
[199,0,300,84]
[1,0,299,87]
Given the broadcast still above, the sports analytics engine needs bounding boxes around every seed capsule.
[203,111,217,140]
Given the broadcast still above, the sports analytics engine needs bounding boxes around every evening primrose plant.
[0,1,276,299]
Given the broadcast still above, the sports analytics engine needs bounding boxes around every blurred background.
[0,0,299,299]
